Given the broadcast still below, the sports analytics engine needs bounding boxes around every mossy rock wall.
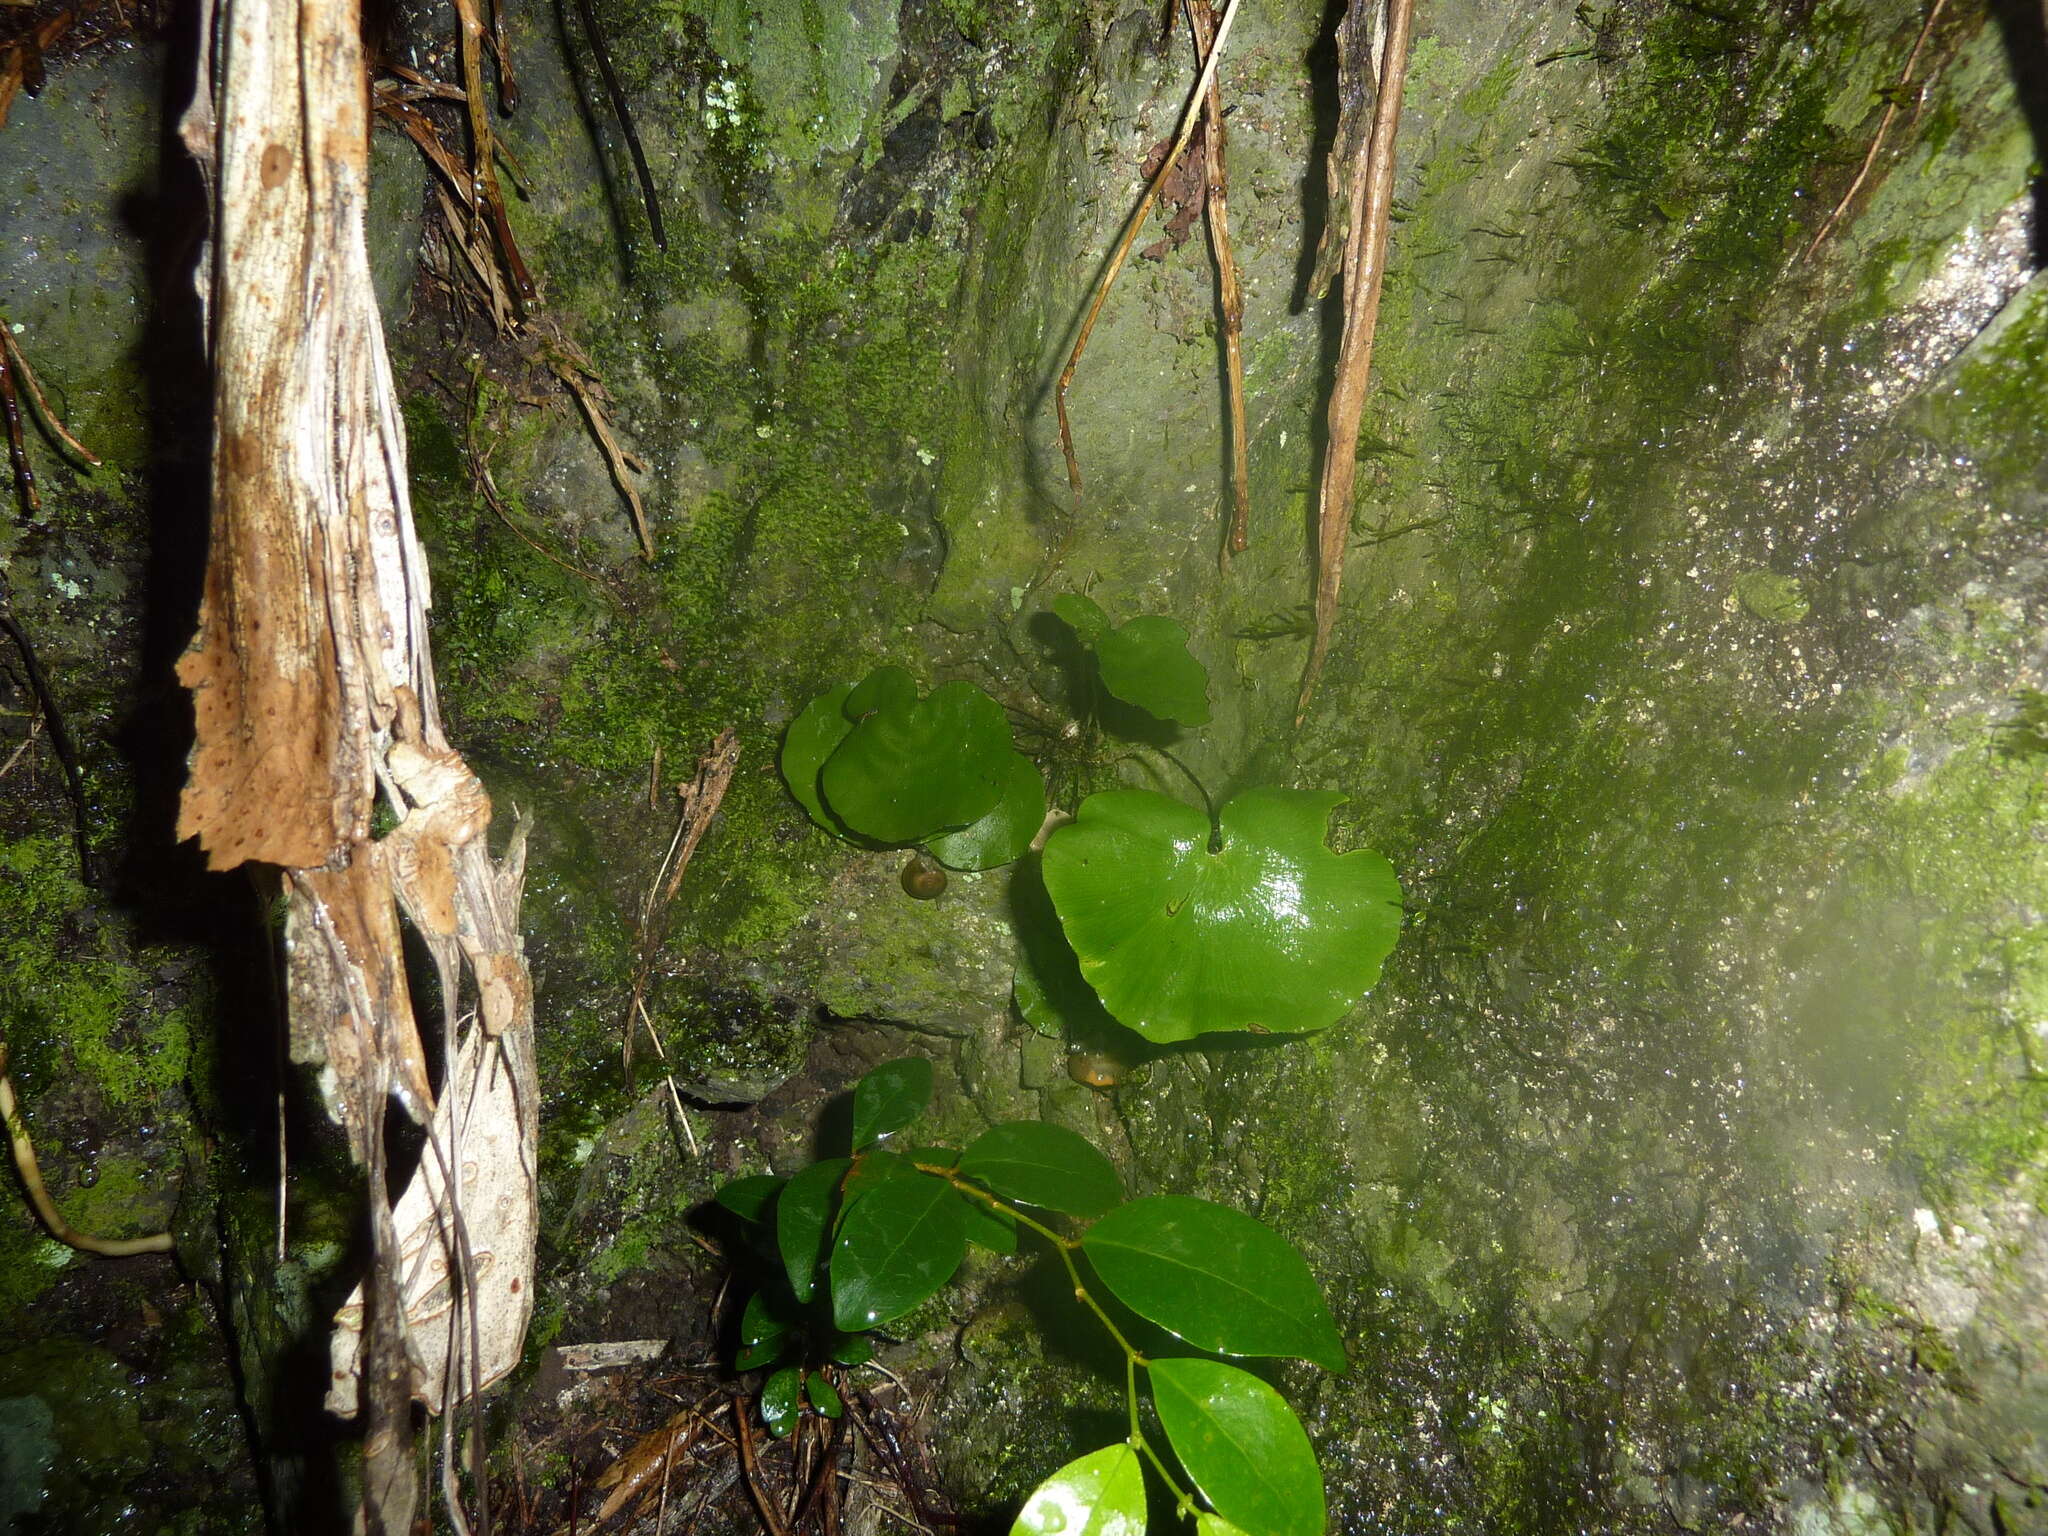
[1,0,2046,1529]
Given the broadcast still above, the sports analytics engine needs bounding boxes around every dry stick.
[1803,0,1948,263]
[0,326,103,469]
[546,344,656,561]
[1185,0,1251,558]
[0,334,35,516]
[1295,0,1416,725]
[1055,0,1243,506]
[623,730,740,1078]
[451,0,537,306]
[0,1038,174,1257]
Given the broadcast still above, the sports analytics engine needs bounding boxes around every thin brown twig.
[1802,0,1948,263]
[622,730,740,1078]
[450,0,536,307]
[1055,0,1243,507]
[0,338,32,516]
[1296,0,1416,724]
[0,1036,174,1257]
[0,325,101,468]
[1184,0,1250,559]
[732,1395,793,1536]
[544,339,655,561]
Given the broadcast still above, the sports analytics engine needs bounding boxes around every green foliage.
[1042,790,1404,1043]
[781,667,1046,868]
[1053,594,1211,727]
[780,623,1402,1047]
[715,1060,1340,1528]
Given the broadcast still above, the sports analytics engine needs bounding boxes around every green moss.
[0,835,188,1112]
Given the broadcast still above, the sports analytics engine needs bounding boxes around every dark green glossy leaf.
[830,1170,967,1331]
[1042,788,1402,1042]
[842,1148,915,1206]
[1051,593,1110,646]
[905,1145,960,1169]
[714,1174,784,1225]
[777,1157,850,1303]
[828,1333,874,1366]
[959,1190,1019,1253]
[1009,1442,1145,1536]
[1009,852,1122,1043]
[928,752,1047,871]
[1082,1196,1345,1371]
[761,1366,802,1439]
[959,1122,1120,1219]
[1095,615,1210,725]
[1150,1359,1323,1536]
[822,669,1012,844]
[807,1371,844,1419]
[781,685,856,832]
[852,1057,934,1149]
[736,1291,791,1371]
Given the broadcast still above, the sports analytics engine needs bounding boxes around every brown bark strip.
[1055,0,1242,507]
[1184,0,1250,556]
[1295,0,1416,724]
[181,0,539,1523]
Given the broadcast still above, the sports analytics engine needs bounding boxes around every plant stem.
[915,1166,1198,1510]
[1139,745,1222,853]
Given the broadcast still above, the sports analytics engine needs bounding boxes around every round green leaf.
[822,670,1012,844]
[714,1174,785,1225]
[777,1158,850,1304]
[830,1171,968,1331]
[1051,593,1110,646]
[1150,1358,1324,1536]
[1082,1196,1345,1370]
[958,1122,1121,1219]
[1095,615,1210,725]
[780,685,856,832]
[1009,1442,1145,1536]
[852,1057,934,1149]
[761,1366,802,1439]
[928,753,1047,871]
[1196,1515,1255,1536]
[1042,788,1402,1043]
[807,1371,845,1419]
[1010,852,1122,1042]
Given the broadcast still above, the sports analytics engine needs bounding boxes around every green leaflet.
[1009,1442,1146,1536]
[780,684,857,834]
[851,1056,933,1149]
[831,1171,967,1331]
[761,1365,802,1439]
[1150,1358,1323,1536]
[1082,1196,1346,1371]
[1042,788,1402,1042]
[736,1291,791,1371]
[958,1121,1121,1218]
[713,1173,784,1225]
[777,1157,850,1303]
[807,1372,845,1419]
[822,668,1013,844]
[928,752,1047,870]
[1096,615,1210,726]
